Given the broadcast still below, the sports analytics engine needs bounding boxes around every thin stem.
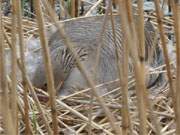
[10,0,18,134]
[0,0,14,134]
[34,0,58,134]
[118,0,148,134]
[15,0,32,134]
[170,0,180,134]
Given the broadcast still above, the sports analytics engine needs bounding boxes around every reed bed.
[0,0,178,135]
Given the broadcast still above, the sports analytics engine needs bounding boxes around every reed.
[59,0,66,19]
[0,0,14,134]
[33,0,58,134]
[170,0,180,134]
[0,0,179,134]
[118,0,148,134]
[111,1,131,135]
[49,0,55,9]
[71,0,79,17]
[16,0,32,134]
[10,0,18,134]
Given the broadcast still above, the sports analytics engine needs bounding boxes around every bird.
[31,15,165,96]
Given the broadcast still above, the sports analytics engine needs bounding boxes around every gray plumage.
[31,15,164,96]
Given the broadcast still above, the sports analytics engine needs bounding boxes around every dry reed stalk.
[42,0,122,134]
[0,0,14,134]
[170,1,180,134]
[137,0,145,64]
[71,0,75,17]
[33,0,58,134]
[108,1,131,134]
[56,100,114,135]
[154,0,177,130]
[59,0,65,18]
[117,26,130,135]
[49,0,55,9]
[75,0,79,17]
[85,0,103,16]
[10,0,18,134]
[137,0,162,134]
[15,0,32,134]
[118,0,148,134]
[87,96,93,135]
[71,0,79,17]
[126,1,162,134]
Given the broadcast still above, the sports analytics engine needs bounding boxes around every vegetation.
[0,0,179,135]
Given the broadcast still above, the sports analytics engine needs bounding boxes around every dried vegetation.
[0,0,179,134]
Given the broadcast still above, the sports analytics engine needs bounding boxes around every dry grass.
[0,0,178,135]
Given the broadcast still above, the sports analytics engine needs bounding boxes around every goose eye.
[42,83,48,91]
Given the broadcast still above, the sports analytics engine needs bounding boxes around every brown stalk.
[118,0,148,134]
[137,0,145,64]
[71,0,75,17]
[0,0,14,134]
[154,0,175,98]
[10,0,18,134]
[42,0,122,134]
[117,25,130,135]
[49,0,55,9]
[15,0,32,134]
[127,1,162,134]
[59,0,65,19]
[71,0,79,17]
[33,0,58,134]
[154,0,177,129]
[170,1,180,134]
[109,1,131,134]
[137,0,162,134]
